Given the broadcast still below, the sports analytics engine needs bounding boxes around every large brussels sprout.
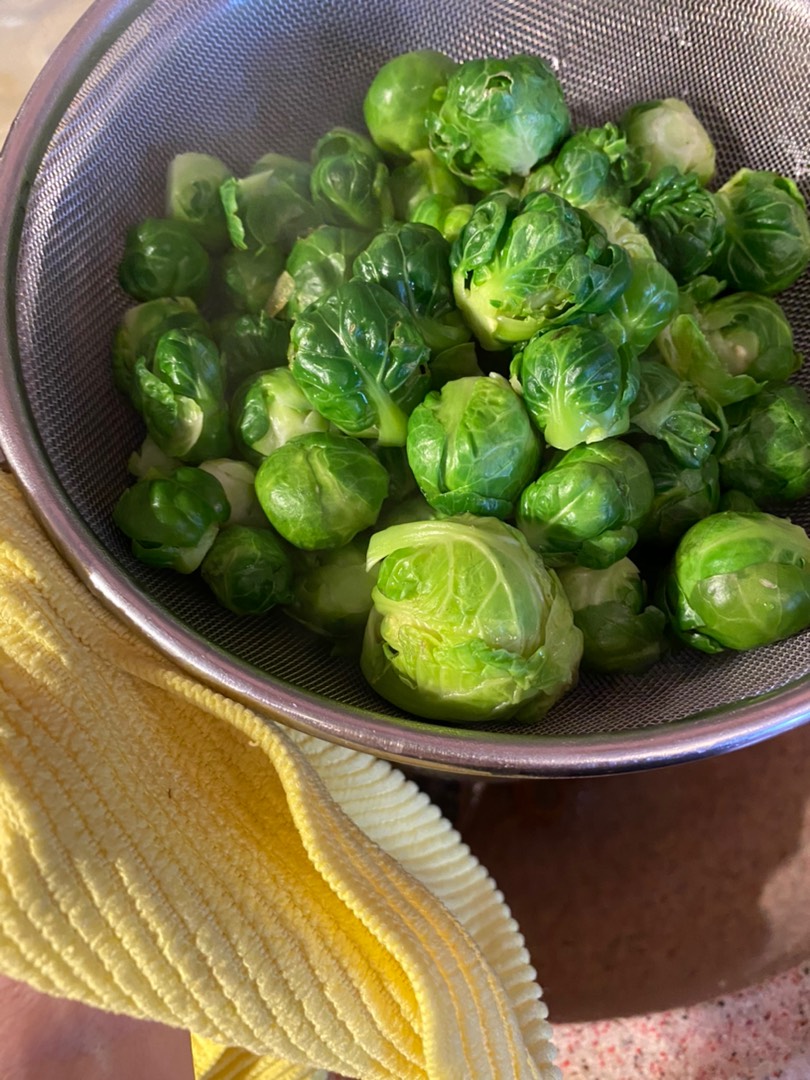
[363,50,457,157]
[353,222,470,353]
[220,158,319,252]
[621,98,716,186]
[133,329,230,463]
[285,536,378,642]
[718,384,810,505]
[289,280,431,447]
[511,324,639,450]
[658,290,802,407]
[166,151,232,252]
[255,432,389,550]
[556,558,666,673]
[636,440,720,546]
[524,122,647,209]
[361,515,583,723]
[198,458,267,528]
[712,168,810,295]
[389,149,469,222]
[113,465,229,573]
[230,367,330,466]
[406,374,541,518]
[272,225,369,320]
[118,217,210,303]
[629,356,718,468]
[631,166,725,284]
[428,55,570,192]
[213,311,290,391]
[410,193,475,244]
[517,439,654,568]
[200,524,293,615]
[663,511,810,653]
[451,189,631,351]
[217,246,286,315]
[310,128,393,231]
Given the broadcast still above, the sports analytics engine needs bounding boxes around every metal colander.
[2,0,810,777]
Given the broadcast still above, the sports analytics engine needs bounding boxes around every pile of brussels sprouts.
[110,50,810,727]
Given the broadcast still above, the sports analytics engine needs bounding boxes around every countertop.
[2,2,809,1077]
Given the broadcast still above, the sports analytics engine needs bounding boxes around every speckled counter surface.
[3,3,809,1077]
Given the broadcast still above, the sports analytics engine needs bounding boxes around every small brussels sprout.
[198,458,267,527]
[389,149,469,221]
[636,440,720,546]
[289,280,431,447]
[406,374,541,518]
[428,341,484,391]
[217,246,286,315]
[255,432,389,550]
[112,298,210,410]
[597,257,679,357]
[363,50,458,157]
[511,324,639,450]
[658,291,802,407]
[451,190,631,351]
[711,168,810,295]
[127,435,181,479]
[631,166,725,284]
[524,122,647,209]
[200,524,293,615]
[213,311,290,391]
[556,558,666,673]
[118,217,210,303]
[285,536,378,641]
[310,127,393,231]
[587,199,657,261]
[410,193,475,244]
[718,384,810,505]
[274,224,370,320]
[220,162,319,252]
[353,222,471,353]
[663,511,810,653]
[133,329,230,463]
[231,367,330,466]
[248,152,313,184]
[166,151,232,252]
[372,444,419,505]
[428,55,570,192]
[113,465,229,573]
[629,357,718,468]
[621,98,716,186]
[517,438,654,568]
[718,489,759,513]
[361,515,583,724]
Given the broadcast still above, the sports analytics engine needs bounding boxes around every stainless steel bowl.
[2,0,810,777]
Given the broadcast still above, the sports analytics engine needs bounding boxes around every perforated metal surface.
[4,0,810,772]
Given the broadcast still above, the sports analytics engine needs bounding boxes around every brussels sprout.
[166,151,232,252]
[213,311,290,391]
[363,50,458,157]
[220,162,319,252]
[517,438,654,568]
[118,217,210,303]
[451,190,631,351]
[524,123,647,209]
[255,432,389,550]
[410,193,475,244]
[272,224,369,320]
[231,367,330,466]
[406,374,541,518]
[112,298,210,409]
[217,246,286,315]
[133,329,230,463]
[289,280,431,447]
[200,524,293,615]
[428,341,484,391]
[113,465,229,573]
[353,222,471,353]
[372,444,418,504]
[511,324,639,450]
[711,168,810,295]
[376,490,437,530]
[428,55,570,192]
[597,257,679,357]
[636,440,720,546]
[663,511,810,653]
[587,199,657,262]
[556,558,666,673]
[658,291,802,407]
[629,357,718,468]
[127,435,181,479]
[285,536,378,641]
[310,127,393,231]
[389,149,469,221]
[621,98,716,186]
[631,166,725,284]
[718,489,759,513]
[361,515,583,723]
[198,458,267,527]
[718,383,810,505]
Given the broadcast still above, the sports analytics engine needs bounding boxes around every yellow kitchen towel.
[0,470,559,1080]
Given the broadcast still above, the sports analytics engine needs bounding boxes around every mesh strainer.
[2,0,810,777]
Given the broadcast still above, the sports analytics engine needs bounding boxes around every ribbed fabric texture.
[0,471,559,1080]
